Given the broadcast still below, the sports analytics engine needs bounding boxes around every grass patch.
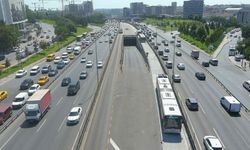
[89,23,104,27]
[41,19,56,25]
[0,27,91,79]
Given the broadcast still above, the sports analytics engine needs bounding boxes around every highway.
[139,24,250,149]
[83,23,162,150]
[0,21,119,150]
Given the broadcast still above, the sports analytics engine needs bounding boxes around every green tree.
[5,58,11,67]
[0,24,19,53]
[242,23,250,39]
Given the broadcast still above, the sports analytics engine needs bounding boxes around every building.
[64,0,93,16]
[237,8,250,25]
[130,2,145,17]
[123,7,130,18]
[0,0,27,29]
[183,0,204,18]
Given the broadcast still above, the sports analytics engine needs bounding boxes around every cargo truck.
[191,50,199,59]
[25,89,51,123]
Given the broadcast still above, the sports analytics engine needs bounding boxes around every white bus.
[138,33,146,42]
[156,74,182,133]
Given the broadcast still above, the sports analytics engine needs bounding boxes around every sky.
[24,0,250,10]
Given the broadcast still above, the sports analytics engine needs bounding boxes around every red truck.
[25,89,51,123]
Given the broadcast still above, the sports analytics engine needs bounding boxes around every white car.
[203,136,223,150]
[54,56,62,64]
[177,63,185,70]
[28,84,41,96]
[16,69,27,78]
[61,52,68,59]
[63,58,70,64]
[67,107,82,124]
[81,57,86,63]
[86,61,93,68]
[97,61,103,68]
[30,66,40,76]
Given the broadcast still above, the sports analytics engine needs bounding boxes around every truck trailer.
[25,89,51,123]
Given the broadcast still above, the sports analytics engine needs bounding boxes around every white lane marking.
[213,128,225,149]
[110,138,120,150]
[73,95,80,105]
[199,103,206,114]
[57,117,66,132]
[0,127,20,149]
[56,97,63,106]
[71,113,86,150]
[36,119,47,133]
[241,111,250,122]
[51,83,60,93]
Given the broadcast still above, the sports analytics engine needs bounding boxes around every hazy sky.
[25,0,250,10]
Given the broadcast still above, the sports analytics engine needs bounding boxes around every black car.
[202,61,210,67]
[20,78,34,90]
[61,77,71,86]
[41,64,51,74]
[186,98,199,110]
[57,61,65,69]
[195,72,206,80]
[48,68,58,77]
[176,51,182,56]
[79,71,88,79]
[88,50,93,55]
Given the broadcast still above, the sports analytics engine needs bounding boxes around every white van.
[30,66,40,75]
[12,92,29,109]
[220,96,241,113]
[166,61,173,69]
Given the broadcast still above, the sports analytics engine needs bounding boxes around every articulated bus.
[156,74,182,133]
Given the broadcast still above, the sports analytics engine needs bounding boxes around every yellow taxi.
[0,91,8,101]
[47,53,55,61]
[37,76,49,86]
[69,54,75,60]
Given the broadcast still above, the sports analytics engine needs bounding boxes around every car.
[57,61,65,69]
[154,45,158,50]
[176,43,181,47]
[20,78,34,90]
[195,72,206,80]
[170,40,174,43]
[177,63,185,70]
[30,66,40,76]
[202,61,210,67]
[66,47,73,53]
[88,50,93,55]
[186,98,199,110]
[61,77,71,86]
[203,136,223,150]
[164,48,170,53]
[28,84,41,96]
[47,53,55,61]
[12,92,29,109]
[48,68,58,77]
[69,54,75,60]
[67,107,82,125]
[209,59,218,66]
[41,65,52,74]
[0,91,8,101]
[61,52,68,59]
[97,61,103,68]
[81,57,86,63]
[63,58,70,64]
[172,74,181,83]
[243,80,250,91]
[86,61,93,68]
[176,51,182,56]
[37,76,49,86]
[54,56,62,64]
[79,71,88,79]
[164,43,168,46]
[16,69,27,78]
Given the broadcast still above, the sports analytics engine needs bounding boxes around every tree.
[54,17,76,40]
[5,58,11,67]
[196,26,207,42]
[242,23,250,39]
[0,25,19,53]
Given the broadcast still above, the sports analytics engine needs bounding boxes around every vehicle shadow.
[20,120,38,128]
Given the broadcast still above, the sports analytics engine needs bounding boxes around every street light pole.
[172,37,176,84]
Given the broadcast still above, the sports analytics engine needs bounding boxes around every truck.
[25,89,51,123]
[191,50,199,59]
[220,96,241,114]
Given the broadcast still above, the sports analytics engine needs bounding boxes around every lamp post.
[172,37,176,84]
[95,40,99,83]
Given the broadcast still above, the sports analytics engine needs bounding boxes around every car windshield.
[14,97,24,102]
[26,111,38,116]
[17,70,24,73]
[31,68,37,71]
[69,112,78,116]
[30,86,37,90]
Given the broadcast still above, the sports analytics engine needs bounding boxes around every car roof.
[207,136,222,148]
[16,92,28,98]
[32,84,39,87]
[188,98,198,103]
[32,66,39,69]
[71,107,82,112]
[0,105,11,112]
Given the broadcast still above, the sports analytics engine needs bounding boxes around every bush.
[5,58,11,67]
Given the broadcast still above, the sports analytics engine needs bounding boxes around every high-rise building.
[130,2,145,17]
[83,1,93,16]
[64,0,93,16]
[123,7,130,17]
[0,0,27,28]
[237,8,250,25]
[172,2,177,15]
[183,0,204,18]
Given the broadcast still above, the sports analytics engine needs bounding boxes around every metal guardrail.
[74,26,120,150]
[131,23,197,150]
[0,27,108,135]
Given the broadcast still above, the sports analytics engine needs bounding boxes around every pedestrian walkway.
[213,34,232,58]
